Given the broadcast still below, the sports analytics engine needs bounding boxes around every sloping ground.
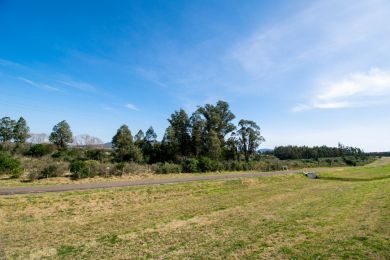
[0,160,389,259]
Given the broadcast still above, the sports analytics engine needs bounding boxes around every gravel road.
[0,170,300,195]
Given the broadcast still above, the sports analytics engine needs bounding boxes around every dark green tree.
[206,129,221,160]
[134,130,145,147]
[167,109,191,157]
[237,120,265,162]
[197,100,236,145]
[112,125,142,162]
[190,111,206,157]
[0,117,16,142]
[13,117,30,144]
[49,120,73,149]
[161,126,179,161]
[145,126,157,143]
[142,127,158,163]
[224,134,240,161]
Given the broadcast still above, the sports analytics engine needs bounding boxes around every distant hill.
[28,133,49,144]
[259,148,273,153]
[72,134,104,146]
[104,142,112,149]
[28,133,104,147]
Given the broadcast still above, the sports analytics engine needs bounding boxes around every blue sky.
[1,0,389,151]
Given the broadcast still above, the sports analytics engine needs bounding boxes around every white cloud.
[293,68,390,111]
[125,103,139,111]
[17,77,59,92]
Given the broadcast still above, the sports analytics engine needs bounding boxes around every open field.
[0,159,389,259]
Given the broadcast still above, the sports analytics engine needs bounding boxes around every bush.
[121,162,150,175]
[115,162,126,176]
[0,152,23,178]
[40,164,63,179]
[181,158,199,173]
[198,157,219,172]
[343,156,357,166]
[26,160,69,181]
[85,149,110,162]
[26,144,54,157]
[70,160,100,179]
[153,162,182,174]
[52,149,84,162]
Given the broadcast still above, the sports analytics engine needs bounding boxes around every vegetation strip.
[0,170,299,195]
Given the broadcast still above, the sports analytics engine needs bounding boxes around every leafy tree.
[237,120,265,162]
[142,126,158,163]
[13,117,30,144]
[161,126,179,161]
[197,100,236,145]
[49,120,73,149]
[0,117,16,142]
[145,126,157,143]
[134,130,145,147]
[224,134,240,161]
[112,125,133,150]
[167,109,191,157]
[190,111,206,157]
[206,129,221,160]
[112,125,142,162]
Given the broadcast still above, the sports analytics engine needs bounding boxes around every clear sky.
[1,0,389,152]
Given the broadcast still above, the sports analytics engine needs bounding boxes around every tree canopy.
[0,117,16,143]
[112,125,142,162]
[49,120,73,149]
[13,117,30,144]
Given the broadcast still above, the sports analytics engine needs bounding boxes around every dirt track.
[0,170,300,195]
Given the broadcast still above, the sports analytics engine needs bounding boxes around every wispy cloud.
[57,79,96,91]
[292,68,390,112]
[17,77,60,92]
[125,103,139,111]
[0,58,27,70]
[133,67,167,88]
[230,0,390,77]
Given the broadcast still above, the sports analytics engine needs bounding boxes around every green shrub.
[70,160,100,179]
[115,162,126,176]
[122,162,150,174]
[343,156,357,166]
[25,160,68,181]
[52,149,84,162]
[85,149,110,162]
[198,157,219,172]
[153,162,182,174]
[38,163,68,179]
[0,152,23,178]
[182,158,199,173]
[26,144,54,157]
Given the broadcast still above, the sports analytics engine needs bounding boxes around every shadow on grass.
[20,179,33,183]
[318,175,390,182]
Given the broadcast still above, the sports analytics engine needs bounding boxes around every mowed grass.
[0,159,389,259]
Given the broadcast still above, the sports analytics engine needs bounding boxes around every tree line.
[272,144,364,160]
[0,101,266,164]
[112,100,265,163]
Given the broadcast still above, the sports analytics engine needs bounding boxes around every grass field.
[0,159,389,259]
